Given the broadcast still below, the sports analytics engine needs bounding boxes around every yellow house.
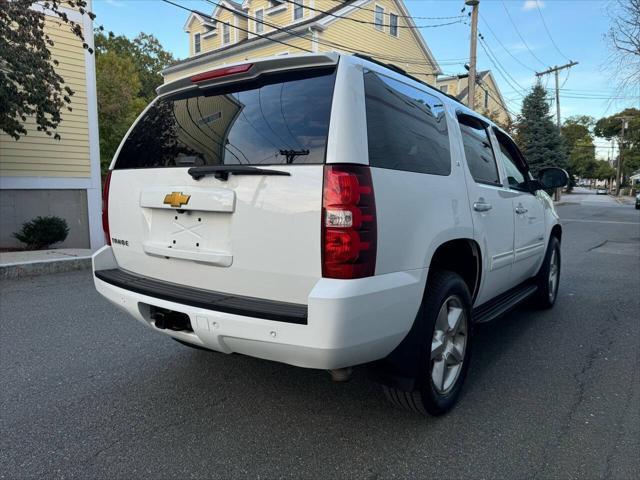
[163,0,441,85]
[436,70,511,126]
[0,1,102,249]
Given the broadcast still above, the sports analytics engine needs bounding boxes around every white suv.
[93,53,568,415]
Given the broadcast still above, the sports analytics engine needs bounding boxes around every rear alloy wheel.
[532,236,561,309]
[430,296,468,395]
[383,270,472,416]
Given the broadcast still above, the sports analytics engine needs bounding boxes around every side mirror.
[537,167,568,189]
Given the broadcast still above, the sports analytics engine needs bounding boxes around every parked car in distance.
[93,52,568,416]
[596,187,608,195]
[635,193,640,209]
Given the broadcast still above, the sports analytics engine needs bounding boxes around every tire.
[531,236,561,309]
[383,270,472,416]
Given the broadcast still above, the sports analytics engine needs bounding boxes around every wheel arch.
[368,237,481,391]
[428,238,482,304]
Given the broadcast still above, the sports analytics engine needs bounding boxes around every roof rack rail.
[352,53,465,108]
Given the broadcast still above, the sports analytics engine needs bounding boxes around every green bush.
[13,216,69,250]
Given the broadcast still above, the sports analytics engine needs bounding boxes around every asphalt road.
[1,190,639,479]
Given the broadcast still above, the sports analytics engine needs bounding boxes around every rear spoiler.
[156,52,339,97]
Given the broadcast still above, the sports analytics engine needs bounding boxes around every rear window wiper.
[188,165,292,181]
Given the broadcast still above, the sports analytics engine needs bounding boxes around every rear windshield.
[113,68,337,169]
[363,70,451,176]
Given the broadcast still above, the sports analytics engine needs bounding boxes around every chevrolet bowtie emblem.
[163,192,191,208]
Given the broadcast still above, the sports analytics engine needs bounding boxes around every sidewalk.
[0,248,95,280]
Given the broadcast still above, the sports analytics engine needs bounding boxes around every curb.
[0,256,92,280]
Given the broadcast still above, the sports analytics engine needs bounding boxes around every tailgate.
[106,65,337,305]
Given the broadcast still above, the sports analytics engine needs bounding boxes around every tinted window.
[114,69,336,169]
[458,116,500,184]
[364,71,451,176]
[497,146,526,192]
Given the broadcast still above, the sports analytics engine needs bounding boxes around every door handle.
[515,205,528,214]
[473,201,493,212]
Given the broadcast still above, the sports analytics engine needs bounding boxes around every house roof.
[168,0,441,77]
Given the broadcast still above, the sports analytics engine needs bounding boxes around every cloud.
[523,0,544,10]
[104,0,125,7]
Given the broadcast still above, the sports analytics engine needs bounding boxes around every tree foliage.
[0,0,95,140]
[561,116,597,187]
[595,108,640,177]
[515,84,567,175]
[94,31,175,170]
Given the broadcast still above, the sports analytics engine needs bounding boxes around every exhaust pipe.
[150,307,192,332]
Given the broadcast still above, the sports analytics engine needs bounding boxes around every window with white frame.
[194,33,201,53]
[294,0,304,21]
[440,85,448,94]
[389,13,398,37]
[255,9,264,33]
[223,23,231,44]
[374,5,384,31]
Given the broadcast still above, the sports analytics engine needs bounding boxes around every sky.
[92,0,639,159]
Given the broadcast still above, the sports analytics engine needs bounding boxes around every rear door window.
[494,128,529,191]
[363,70,451,176]
[457,115,500,185]
[113,68,337,169]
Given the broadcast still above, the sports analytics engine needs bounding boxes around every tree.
[96,52,146,171]
[606,0,640,91]
[94,31,175,170]
[0,0,94,140]
[561,116,596,190]
[95,31,175,101]
[595,108,640,179]
[515,84,567,176]
[595,160,615,185]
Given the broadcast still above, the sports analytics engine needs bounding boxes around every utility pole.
[466,0,479,110]
[535,61,579,129]
[615,116,630,196]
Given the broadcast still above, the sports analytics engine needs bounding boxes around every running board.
[472,283,538,324]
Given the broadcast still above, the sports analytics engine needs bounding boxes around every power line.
[201,0,461,69]
[535,0,572,62]
[163,0,313,53]
[324,0,466,21]
[278,0,466,29]
[478,34,528,97]
[479,13,536,73]
[501,0,548,68]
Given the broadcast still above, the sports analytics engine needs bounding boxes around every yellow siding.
[189,8,249,56]
[247,0,311,37]
[0,15,90,177]
[174,1,438,85]
[436,78,460,96]
[316,0,437,84]
[436,74,510,125]
[164,36,313,83]
[476,74,510,126]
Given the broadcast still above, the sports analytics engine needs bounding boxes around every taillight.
[102,170,112,246]
[190,63,253,83]
[322,164,377,279]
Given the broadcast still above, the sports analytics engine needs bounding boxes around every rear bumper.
[92,246,427,369]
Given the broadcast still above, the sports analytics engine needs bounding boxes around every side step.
[472,282,538,324]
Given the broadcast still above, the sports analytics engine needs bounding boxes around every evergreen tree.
[516,84,567,175]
